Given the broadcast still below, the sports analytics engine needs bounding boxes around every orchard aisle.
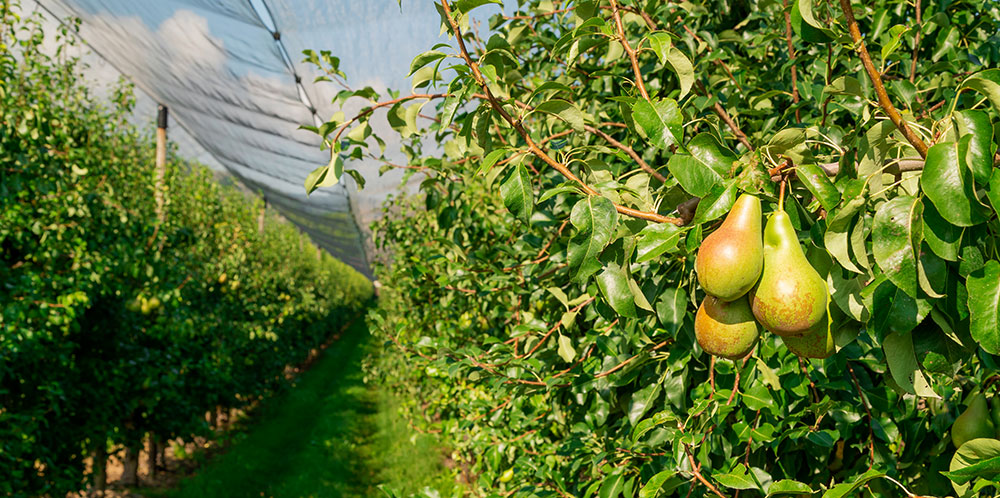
[164,320,452,497]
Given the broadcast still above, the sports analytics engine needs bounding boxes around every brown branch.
[609,0,650,101]
[835,0,929,158]
[910,0,922,84]
[685,451,729,498]
[783,0,801,123]
[584,125,666,182]
[441,0,683,226]
[503,8,573,20]
[696,81,754,151]
[333,93,449,143]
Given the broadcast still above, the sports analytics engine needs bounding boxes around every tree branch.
[609,0,650,101]
[440,0,683,225]
[834,0,929,158]
[783,0,801,123]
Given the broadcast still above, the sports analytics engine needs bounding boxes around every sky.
[23,0,516,275]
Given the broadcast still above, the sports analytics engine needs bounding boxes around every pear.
[750,209,828,337]
[781,314,834,359]
[695,295,760,360]
[695,194,763,301]
[952,393,995,449]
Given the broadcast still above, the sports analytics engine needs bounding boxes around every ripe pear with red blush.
[695,295,760,360]
[695,194,763,302]
[750,208,828,337]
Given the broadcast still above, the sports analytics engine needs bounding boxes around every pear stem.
[778,179,786,212]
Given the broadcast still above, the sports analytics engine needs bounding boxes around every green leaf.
[961,69,1000,111]
[655,287,687,334]
[636,223,683,263]
[304,154,344,195]
[766,479,813,497]
[599,469,626,498]
[568,196,618,283]
[954,110,994,184]
[921,199,963,261]
[883,330,940,398]
[767,127,807,154]
[597,263,638,318]
[632,98,683,150]
[741,384,774,411]
[649,41,695,99]
[795,163,839,212]
[453,0,502,14]
[638,471,678,498]
[477,148,508,176]
[627,381,661,425]
[880,25,908,62]
[822,469,886,498]
[824,76,865,98]
[872,196,922,298]
[714,464,761,491]
[944,438,1000,489]
[931,26,960,62]
[868,278,932,340]
[967,260,1000,355]
[408,50,447,76]
[667,154,721,197]
[692,181,738,224]
[557,334,577,362]
[500,163,533,224]
[535,99,585,132]
[790,0,834,43]
[920,141,986,227]
[824,181,868,274]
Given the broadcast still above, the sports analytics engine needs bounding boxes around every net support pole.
[154,105,168,224]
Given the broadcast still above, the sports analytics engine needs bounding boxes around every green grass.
[164,320,457,498]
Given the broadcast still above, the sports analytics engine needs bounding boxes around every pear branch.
[440,0,682,225]
[609,0,650,101]
[783,0,801,123]
[834,0,929,158]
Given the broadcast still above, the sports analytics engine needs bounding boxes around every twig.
[333,93,449,143]
[685,450,729,498]
[909,0,922,84]
[834,0,929,158]
[847,362,875,469]
[783,0,801,123]
[696,80,754,151]
[609,0,650,101]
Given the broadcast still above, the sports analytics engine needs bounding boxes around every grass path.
[165,320,454,497]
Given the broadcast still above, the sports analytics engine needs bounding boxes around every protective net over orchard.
[33,0,495,278]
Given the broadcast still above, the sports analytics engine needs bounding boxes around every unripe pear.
[750,210,828,336]
[695,295,760,360]
[695,194,763,302]
[952,393,995,449]
[781,314,834,359]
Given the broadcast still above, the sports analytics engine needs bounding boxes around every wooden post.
[154,105,168,223]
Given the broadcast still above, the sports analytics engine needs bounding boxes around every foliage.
[0,6,372,496]
[307,0,1000,496]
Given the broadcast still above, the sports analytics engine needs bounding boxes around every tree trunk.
[147,435,158,479]
[92,443,107,496]
[120,444,140,486]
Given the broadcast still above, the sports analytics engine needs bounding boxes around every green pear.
[781,314,834,359]
[695,194,763,301]
[695,295,760,360]
[750,209,828,337]
[952,393,995,449]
